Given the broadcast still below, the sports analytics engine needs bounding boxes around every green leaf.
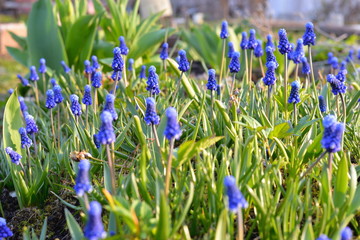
[269,122,292,139]
[214,209,227,240]
[39,218,48,240]
[6,46,28,67]
[334,155,348,208]
[27,0,68,71]
[301,219,314,240]
[155,191,170,240]
[8,31,27,49]
[65,208,84,239]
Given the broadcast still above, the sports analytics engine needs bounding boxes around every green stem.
[249,50,253,86]
[244,49,249,85]
[300,151,327,179]
[219,39,226,91]
[308,46,319,114]
[165,138,175,197]
[237,207,244,240]
[151,124,161,149]
[106,144,116,195]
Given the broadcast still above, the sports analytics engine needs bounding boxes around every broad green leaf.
[155,191,170,240]
[334,155,348,208]
[6,46,28,67]
[65,208,84,239]
[214,209,227,240]
[269,122,292,139]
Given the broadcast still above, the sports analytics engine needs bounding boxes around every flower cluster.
[224,176,248,212]
[160,42,169,60]
[97,111,115,145]
[0,217,13,238]
[227,42,235,58]
[302,22,316,46]
[103,94,118,121]
[327,74,346,95]
[144,97,160,125]
[220,20,229,39]
[240,32,248,50]
[321,115,344,153]
[178,50,190,72]
[229,52,240,73]
[19,127,32,149]
[247,29,258,50]
[318,95,327,113]
[74,159,92,196]
[146,66,160,95]
[5,147,22,165]
[288,81,301,104]
[164,107,182,140]
[70,94,82,116]
[263,61,277,86]
[45,89,56,109]
[206,69,217,91]
[82,85,92,106]
[278,29,292,55]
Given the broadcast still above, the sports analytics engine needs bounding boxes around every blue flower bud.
[17,74,29,86]
[292,39,304,64]
[0,217,13,238]
[341,226,353,240]
[45,89,56,109]
[327,74,346,95]
[111,70,122,82]
[39,58,46,74]
[316,234,331,240]
[206,69,217,91]
[330,57,339,69]
[19,127,32,149]
[318,95,326,113]
[224,176,248,212]
[164,107,182,140]
[278,29,292,55]
[84,201,106,240]
[74,159,92,196]
[139,65,146,79]
[70,94,82,116]
[160,42,169,60]
[146,66,160,95]
[53,85,64,104]
[82,85,92,106]
[84,60,92,74]
[93,134,101,149]
[118,36,129,55]
[127,58,134,71]
[247,29,258,50]
[266,34,275,51]
[103,94,117,121]
[91,72,102,88]
[61,61,71,73]
[178,50,190,72]
[346,49,354,63]
[97,111,115,145]
[240,32,248,50]
[288,81,301,104]
[8,89,14,95]
[220,20,229,39]
[112,47,124,72]
[91,55,99,71]
[216,84,221,96]
[5,147,22,165]
[265,46,278,68]
[327,52,333,64]
[227,42,235,58]
[25,113,38,134]
[301,57,310,74]
[254,40,263,58]
[229,51,241,73]
[321,115,344,153]
[263,61,277,86]
[50,78,57,87]
[29,66,39,81]
[144,97,160,125]
[302,22,316,46]
[18,96,28,113]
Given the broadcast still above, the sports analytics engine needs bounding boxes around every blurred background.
[0,0,359,95]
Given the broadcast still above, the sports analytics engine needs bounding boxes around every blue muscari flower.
[74,159,92,197]
[265,46,278,68]
[301,57,310,74]
[92,72,102,88]
[45,89,56,109]
[227,42,235,58]
[17,74,29,86]
[224,176,248,212]
[118,36,129,55]
[5,147,22,165]
[50,78,57,87]
[302,22,316,46]
[127,58,134,71]
[144,97,160,125]
[18,96,27,113]
[346,49,354,63]
[229,52,240,73]
[29,66,39,81]
[220,20,229,39]
[287,43,295,61]
[139,65,146,79]
[61,61,71,73]
[93,134,101,149]
[327,52,334,64]
[19,127,32,149]
[160,42,169,60]
[216,84,221,96]
[112,47,124,72]
[97,111,115,145]
[321,115,344,153]
[111,70,122,81]
[240,32,248,50]
[358,49,360,60]
[91,55,99,71]
[39,58,46,74]
[266,34,275,51]
[336,64,347,82]
[25,113,38,134]
[319,95,327,113]
[247,29,258,50]
[8,89,14,95]
[327,74,346,95]
[278,29,292,55]
[316,234,331,240]
[263,61,277,86]
[84,60,92,74]
[84,201,106,240]
[146,66,160,95]
[340,61,347,71]
[82,85,92,106]
[0,217,13,238]
[288,81,301,104]
[206,69,217,91]
[341,226,352,240]
[175,56,180,64]
[292,39,304,64]
[331,57,339,69]
[254,40,263,58]
[103,94,117,121]
[53,84,64,104]
[164,107,182,140]
[178,50,190,72]
[70,94,82,116]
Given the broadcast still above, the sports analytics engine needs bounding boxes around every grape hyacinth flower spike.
[46,89,57,138]
[19,127,32,149]
[97,111,116,193]
[61,61,71,74]
[302,22,316,46]
[112,47,124,90]
[265,46,278,68]
[118,36,129,55]
[91,55,99,72]
[254,40,265,77]
[220,20,229,39]
[144,97,161,148]
[25,113,39,135]
[336,61,347,83]
[53,85,64,104]
[70,94,82,117]
[288,81,301,124]
[224,176,248,240]
[17,74,29,86]
[330,57,339,71]
[301,57,310,75]
[206,69,217,92]
[29,65,40,105]
[128,58,134,71]
[8,89,13,95]
[84,60,92,84]
[74,159,93,197]
[247,29,258,83]
[0,217,13,238]
[91,71,102,114]
[327,52,333,64]
[292,39,304,71]
[164,107,182,196]
[241,33,249,84]
[218,21,229,95]
[5,147,22,165]
[18,96,27,114]
[146,66,160,97]
[50,78,57,87]
[139,65,146,79]
[229,52,240,92]
[103,94,118,121]
[178,49,190,73]
[341,226,353,240]
[84,201,106,240]
[327,74,346,96]
[160,42,169,60]
[39,58,47,93]
[318,95,327,113]
[346,49,354,63]
[263,61,277,117]
[227,42,235,58]
[266,34,275,51]
[82,85,92,127]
